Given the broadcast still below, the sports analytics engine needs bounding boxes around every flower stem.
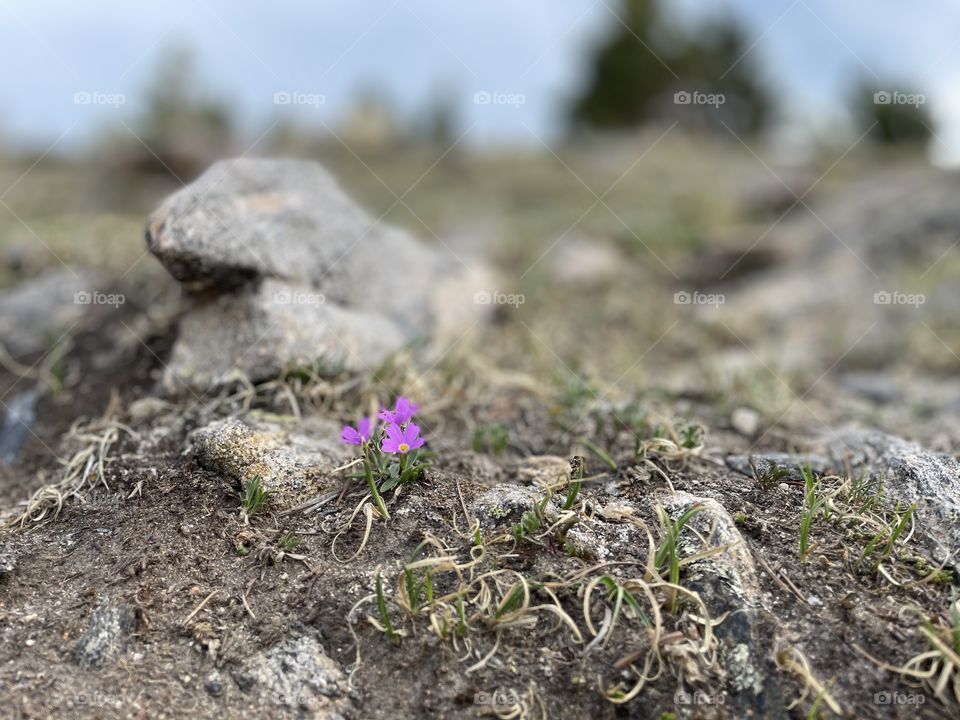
[364,446,390,520]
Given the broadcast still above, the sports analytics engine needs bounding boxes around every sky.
[1,0,959,161]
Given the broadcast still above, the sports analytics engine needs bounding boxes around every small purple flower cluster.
[340,396,425,455]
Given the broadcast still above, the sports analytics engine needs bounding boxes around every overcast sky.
[1,0,959,160]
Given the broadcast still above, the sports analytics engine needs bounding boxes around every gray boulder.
[0,269,102,356]
[165,279,408,388]
[147,158,490,390]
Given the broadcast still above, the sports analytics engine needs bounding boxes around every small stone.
[72,598,139,668]
[191,414,349,511]
[471,485,553,529]
[164,279,409,389]
[243,635,351,713]
[726,453,831,482]
[0,543,17,575]
[730,407,760,437]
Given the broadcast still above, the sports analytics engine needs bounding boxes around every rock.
[72,597,139,668]
[659,492,786,719]
[0,390,38,464]
[147,159,443,326]
[730,407,760,437]
[240,635,351,717]
[547,233,623,285]
[725,453,830,482]
[825,428,960,566]
[165,279,409,388]
[147,158,490,390]
[191,414,350,510]
[470,484,554,529]
[836,372,900,404]
[0,543,16,575]
[0,270,101,356]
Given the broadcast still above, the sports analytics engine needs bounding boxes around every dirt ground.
[1,140,959,719]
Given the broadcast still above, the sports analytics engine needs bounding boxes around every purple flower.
[340,417,374,446]
[381,422,425,455]
[377,396,419,426]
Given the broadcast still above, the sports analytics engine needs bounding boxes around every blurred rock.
[715,167,960,369]
[837,372,899,404]
[730,407,760,437]
[147,158,491,390]
[0,390,38,464]
[547,233,622,285]
[0,269,100,356]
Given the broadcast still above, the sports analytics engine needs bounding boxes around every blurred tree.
[569,1,772,135]
[415,86,460,148]
[570,0,672,128]
[675,17,772,134]
[850,81,932,145]
[102,45,235,179]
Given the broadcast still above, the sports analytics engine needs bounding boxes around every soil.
[0,304,957,720]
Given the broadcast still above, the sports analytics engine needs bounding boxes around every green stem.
[364,446,390,520]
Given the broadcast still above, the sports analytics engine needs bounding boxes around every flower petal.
[358,417,373,441]
[340,426,361,445]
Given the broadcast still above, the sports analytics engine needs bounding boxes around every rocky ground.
[0,140,959,719]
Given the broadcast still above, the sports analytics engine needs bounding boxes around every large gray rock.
[165,279,408,388]
[147,158,490,390]
[0,269,102,356]
[825,428,960,566]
